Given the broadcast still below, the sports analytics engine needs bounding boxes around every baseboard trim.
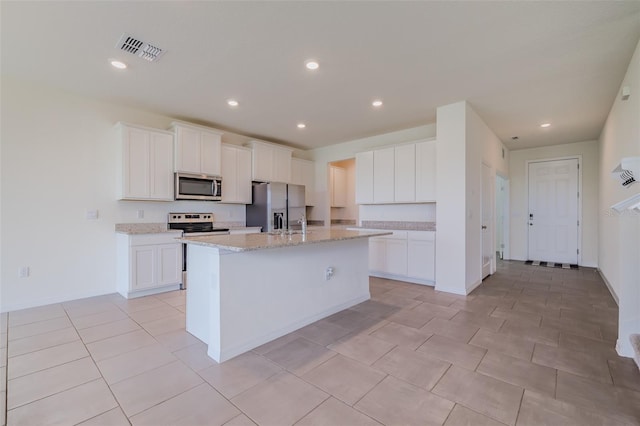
[597,269,619,306]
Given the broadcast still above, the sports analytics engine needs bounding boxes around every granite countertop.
[115,223,181,235]
[178,229,392,252]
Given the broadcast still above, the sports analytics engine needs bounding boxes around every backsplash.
[360,220,436,231]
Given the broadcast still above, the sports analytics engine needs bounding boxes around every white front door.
[528,159,579,264]
[482,163,493,278]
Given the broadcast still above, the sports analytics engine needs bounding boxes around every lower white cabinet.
[117,232,183,298]
[357,229,435,285]
[407,231,435,281]
[229,227,262,235]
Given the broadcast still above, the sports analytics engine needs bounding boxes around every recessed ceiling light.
[540,123,551,128]
[297,123,306,129]
[227,99,239,107]
[110,59,127,69]
[305,60,319,70]
[372,100,383,107]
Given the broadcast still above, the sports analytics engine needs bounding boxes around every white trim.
[369,271,435,286]
[1,289,117,313]
[525,155,583,265]
[597,268,619,306]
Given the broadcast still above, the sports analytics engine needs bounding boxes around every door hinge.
[577,249,580,254]
[577,220,580,226]
[577,163,580,169]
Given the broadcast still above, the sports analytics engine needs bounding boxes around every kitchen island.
[179,229,390,362]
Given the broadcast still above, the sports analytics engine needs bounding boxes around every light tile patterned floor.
[1,260,640,425]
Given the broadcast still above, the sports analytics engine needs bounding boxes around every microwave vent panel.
[116,33,165,62]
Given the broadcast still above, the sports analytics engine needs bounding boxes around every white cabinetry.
[355,151,374,204]
[221,144,252,204]
[117,122,174,201]
[171,122,223,176]
[247,141,292,183]
[407,231,436,281]
[117,232,183,299]
[291,158,315,206]
[415,140,436,201]
[355,138,436,204]
[330,165,347,207]
[394,144,416,202]
[368,232,408,276]
[355,228,435,285]
[373,147,395,203]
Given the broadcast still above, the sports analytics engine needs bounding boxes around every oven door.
[175,173,222,201]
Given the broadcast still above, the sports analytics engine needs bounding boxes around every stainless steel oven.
[168,213,229,289]
[175,173,222,201]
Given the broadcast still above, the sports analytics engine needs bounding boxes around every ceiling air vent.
[116,33,165,62]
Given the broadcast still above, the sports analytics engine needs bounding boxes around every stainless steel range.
[168,213,229,289]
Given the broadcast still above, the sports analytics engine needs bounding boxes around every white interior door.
[528,159,579,264]
[482,164,493,278]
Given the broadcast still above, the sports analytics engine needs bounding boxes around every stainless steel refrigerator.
[246,182,306,232]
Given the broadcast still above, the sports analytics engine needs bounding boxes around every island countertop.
[178,229,392,252]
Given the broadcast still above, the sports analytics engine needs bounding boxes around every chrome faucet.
[298,215,307,235]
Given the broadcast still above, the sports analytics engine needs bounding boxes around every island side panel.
[216,237,370,362]
[185,244,220,346]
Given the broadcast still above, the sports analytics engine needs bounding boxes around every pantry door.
[527,159,579,264]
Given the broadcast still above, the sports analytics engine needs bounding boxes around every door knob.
[481,225,487,230]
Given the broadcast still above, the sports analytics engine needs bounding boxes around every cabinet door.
[369,238,386,272]
[291,158,314,205]
[355,151,374,204]
[236,147,253,203]
[407,235,435,281]
[122,127,150,199]
[416,140,436,201]
[252,144,273,182]
[273,148,292,183]
[175,126,200,173]
[221,145,238,203]
[149,132,174,200]
[131,245,156,290]
[373,147,395,203]
[331,166,347,207]
[157,244,182,286]
[394,144,416,202]
[291,159,304,185]
[200,131,222,176]
[385,238,408,276]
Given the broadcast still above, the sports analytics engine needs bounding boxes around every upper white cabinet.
[330,165,347,207]
[247,140,292,183]
[221,144,252,204]
[116,122,174,201]
[291,158,315,206]
[355,151,374,204]
[394,144,416,202]
[171,122,223,176]
[373,147,394,203]
[415,140,437,201]
[355,138,436,204]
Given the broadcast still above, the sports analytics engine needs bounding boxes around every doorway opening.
[495,174,509,260]
[328,158,357,226]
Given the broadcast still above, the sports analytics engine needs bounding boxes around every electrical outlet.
[325,267,334,281]
[86,209,99,220]
[19,266,30,278]
[137,210,144,219]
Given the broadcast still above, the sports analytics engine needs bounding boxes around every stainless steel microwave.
[175,173,222,201]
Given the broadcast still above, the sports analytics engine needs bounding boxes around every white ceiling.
[2,1,639,151]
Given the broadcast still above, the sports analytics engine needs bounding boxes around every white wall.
[0,78,246,312]
[508,140,599,267]
[436,101,509,295]
[308,124,436,225]
[598,38,640,358]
